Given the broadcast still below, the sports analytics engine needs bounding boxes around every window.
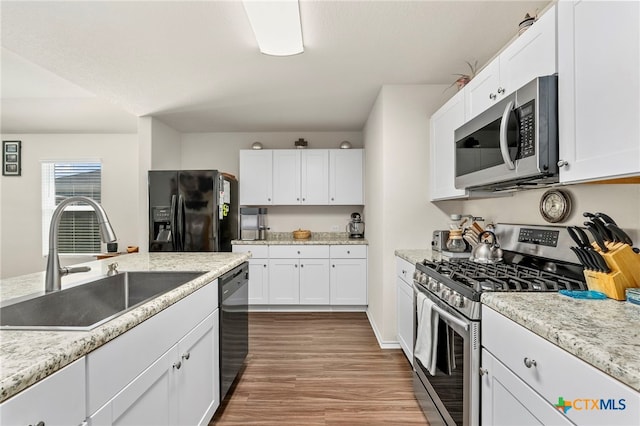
[42,161,102,255]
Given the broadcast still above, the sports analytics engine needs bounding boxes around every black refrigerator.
[149,170,238,252]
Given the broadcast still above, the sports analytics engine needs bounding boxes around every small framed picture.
[3,141,21,176]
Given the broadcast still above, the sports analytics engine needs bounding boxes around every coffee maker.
[240,208,268,240]
[347,212,365,239]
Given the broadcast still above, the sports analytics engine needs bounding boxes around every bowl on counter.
[292,229,311,240]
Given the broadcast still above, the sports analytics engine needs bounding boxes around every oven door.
[413,283,480,426]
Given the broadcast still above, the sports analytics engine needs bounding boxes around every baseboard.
[366,309,401,350]
[248,305,367,313]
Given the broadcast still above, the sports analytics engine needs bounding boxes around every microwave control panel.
[518,100,535,159]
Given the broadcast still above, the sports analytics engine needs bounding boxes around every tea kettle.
[347,212,365,239]
[470,231,503,263]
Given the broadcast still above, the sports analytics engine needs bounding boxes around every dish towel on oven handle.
[414,291,439,375]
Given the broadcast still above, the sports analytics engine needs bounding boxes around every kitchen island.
[0,252,250,403]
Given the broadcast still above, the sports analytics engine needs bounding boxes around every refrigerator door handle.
[177,194,186,251]
[169,195,177,251]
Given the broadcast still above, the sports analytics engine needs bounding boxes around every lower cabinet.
[232,245,269,304]
[395,257,415,364]
[330,259,367,305]
[482,306,640,426]
[269,258,330,305]
[0,357,86,426]
[89,313,218,426]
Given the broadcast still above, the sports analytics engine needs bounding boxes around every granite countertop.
[232,231,368,245]
[395,249,431,265]
[482,293,640,392]
[0,252,250,403]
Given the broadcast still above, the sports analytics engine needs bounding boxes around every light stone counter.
[232,231,367,245]
[395,249,431,266]
[482,292,640,392]
[0,252,250,403]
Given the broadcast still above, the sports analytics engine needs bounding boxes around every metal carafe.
[347,212,365,239]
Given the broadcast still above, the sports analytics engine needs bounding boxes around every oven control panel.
[518,228,559,247]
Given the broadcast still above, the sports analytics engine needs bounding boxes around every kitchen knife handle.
[573,227,592,247]
[567,227,583,247]
[604,223,634,246]
[583,222,609,252]
[595,212,617,226]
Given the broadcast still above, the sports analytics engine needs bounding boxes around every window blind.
[42,161,102,255]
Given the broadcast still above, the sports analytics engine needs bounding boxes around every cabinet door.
[499,6,556,99]
[176,313,218,426]
[301,150,329,204]
[89,347,178,426]
[299,258,330,304]
[558,0,640,183]
[248,258,269,304]
[464,60,500,119]
[239,150,273,205]
[430,91,468,200]
[481,349,572,426]
[0,358,86,426]
[272,150,301,204]
[330,259,367,305]
[396,278,413,364]
[268,259,300,304]
[329,149,364,205]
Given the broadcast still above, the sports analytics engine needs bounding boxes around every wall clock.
[539,189,572,223]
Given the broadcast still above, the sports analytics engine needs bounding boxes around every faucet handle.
[107,262,119,276]
[62,266,91,275]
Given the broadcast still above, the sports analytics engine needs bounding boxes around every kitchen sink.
[0,271,206,331]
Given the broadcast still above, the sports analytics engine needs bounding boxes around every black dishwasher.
[219,262,249,401]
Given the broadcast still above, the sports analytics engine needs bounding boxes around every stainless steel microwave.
[454,75,559,191]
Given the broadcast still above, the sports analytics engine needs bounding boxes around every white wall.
[150,118,181,169]
[181,131,364,232]
[363,85,463,345]
[0,133,139,278]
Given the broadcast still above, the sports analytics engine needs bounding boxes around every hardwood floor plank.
[210,312,428,425]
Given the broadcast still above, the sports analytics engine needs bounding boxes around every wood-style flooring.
[210,312,428,425]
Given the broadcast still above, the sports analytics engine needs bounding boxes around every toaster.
[432,230,449,252]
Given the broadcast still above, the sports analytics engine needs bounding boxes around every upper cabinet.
[465,6,557,120]
[329,149,364,205]
[239,150,273,205]
[240,149,364,206]
[430,90,467,201]
[557,0,640,183]
[273,150,329,205]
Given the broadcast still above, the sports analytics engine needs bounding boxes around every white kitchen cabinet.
[233,245,269,304]
[0,358,86,426]
[429,90,468,200]
[465,6,557,119]
[239,150,273,205]
[330,245,367,305]
[395,257,415,364]
[269,245,330,305]
[482,306,640,426]
[329,149,364,205]
[557,0,640,183]
[272,150,328,205]
[89,313,218,426]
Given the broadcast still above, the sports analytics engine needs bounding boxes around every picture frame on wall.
[3,140,21,176]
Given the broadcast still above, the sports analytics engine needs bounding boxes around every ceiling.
[1,0,549,134]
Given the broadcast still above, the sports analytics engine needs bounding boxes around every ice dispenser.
[240,208,268,240]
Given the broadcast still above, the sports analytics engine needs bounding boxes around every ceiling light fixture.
[242,0,304,56]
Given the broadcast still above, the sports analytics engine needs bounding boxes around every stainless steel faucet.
[45,196,117,293]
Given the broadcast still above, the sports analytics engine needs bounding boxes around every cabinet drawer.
[232,244,268,258]
[329,245,367,259]
[269,245,330,258]
[395,257,415,284]
[482,306,639,425]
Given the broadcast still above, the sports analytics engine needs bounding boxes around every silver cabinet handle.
[263,264,267,268]
[557,160,569,168]
[182,352,190,360]
[523,357,537,368]
[300,264,304,268]
[347,250,350,254]
[173,361,182,370]
[332,264,335,268]
[297,197,300,201]
[331,197,334,201]
[294,264,298,268]
[302,198,305,201]
[489,93,497,100]
[497,87,505,94]
[479,368,488,376]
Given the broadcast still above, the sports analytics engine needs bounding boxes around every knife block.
[589,243,640,300]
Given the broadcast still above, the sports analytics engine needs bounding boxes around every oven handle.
[499,99,516,170]
[431,303,469,332]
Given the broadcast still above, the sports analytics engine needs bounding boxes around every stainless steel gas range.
[412,223,588,426]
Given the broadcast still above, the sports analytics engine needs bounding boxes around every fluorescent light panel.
[242,0,304,56]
